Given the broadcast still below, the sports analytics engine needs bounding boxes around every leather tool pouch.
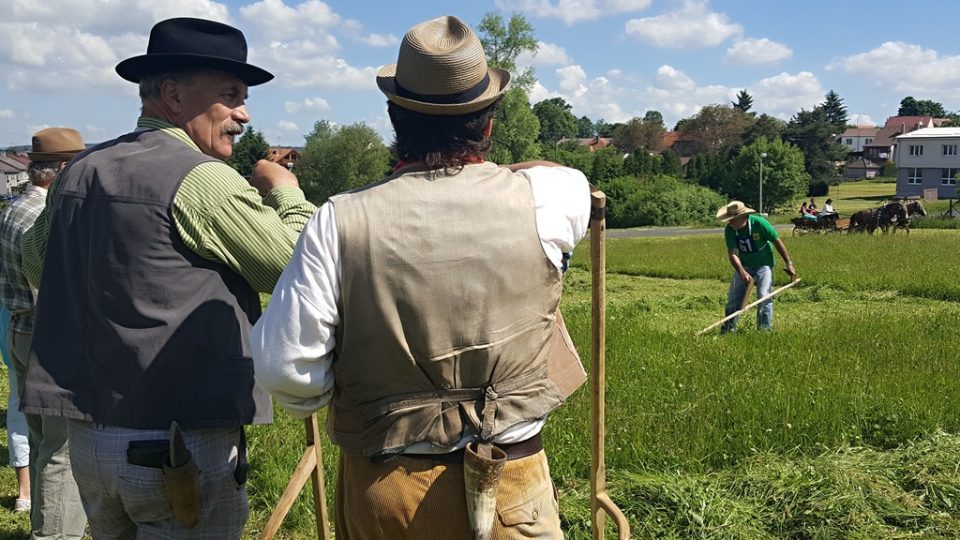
[162,422,201,528]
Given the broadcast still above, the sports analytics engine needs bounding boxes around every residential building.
[557,136,614,152]
[0,153,29,196]
[893,127,960,198]
[863,116,946,162]
[836,127,880,154]
[267,147,302,169]
[843,157,882,179]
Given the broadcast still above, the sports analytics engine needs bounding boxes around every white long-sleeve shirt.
[251,165,590,451]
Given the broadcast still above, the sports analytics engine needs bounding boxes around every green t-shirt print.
[724,214,778,269]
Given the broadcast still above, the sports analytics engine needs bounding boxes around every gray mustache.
[223,122,245,136]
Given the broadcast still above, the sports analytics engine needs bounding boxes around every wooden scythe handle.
[590,188,631,540]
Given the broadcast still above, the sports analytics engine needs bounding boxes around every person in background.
[822,198,837,215]
[0,303,30,513]
[717,201,797,333]
[19,18,314,538]
[0,127,86,537]
[808,198,819,214]
[252,15,589,539]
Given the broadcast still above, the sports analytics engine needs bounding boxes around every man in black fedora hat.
[21,17,315,537]
[252,15,589,539]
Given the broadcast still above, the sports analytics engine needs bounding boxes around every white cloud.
[517,42,571,69]
[284,97,330,114]
[277,120,300,132]
[358,33,399,47]
[0,109,14,119]
[726,38,792,65]
[8,0,231,32]
[848,113,876,127]
[625,0,742,49]
[496,0,651,25]
[253,40,377,89]
[240,0,339,42]
[828,41,960,101]
[0,23,133,91]
[748,71,823,117]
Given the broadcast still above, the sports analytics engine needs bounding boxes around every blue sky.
[3,0,960,148]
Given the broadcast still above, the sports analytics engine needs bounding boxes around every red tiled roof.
[656,131,681,153]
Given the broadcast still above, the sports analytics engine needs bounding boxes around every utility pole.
[759,152,767,214]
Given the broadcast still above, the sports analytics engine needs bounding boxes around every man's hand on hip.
[249,160,299,196]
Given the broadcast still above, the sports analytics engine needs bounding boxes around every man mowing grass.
[717,201,797,332]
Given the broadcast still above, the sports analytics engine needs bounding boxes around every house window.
[909,145,923,156]
[943,144,958,156]
[908,168,922,184]
[845,138,853,145]
[865,138,873,144]
[943,168,958,185]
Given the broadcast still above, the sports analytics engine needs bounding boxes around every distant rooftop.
[895,127,960,139]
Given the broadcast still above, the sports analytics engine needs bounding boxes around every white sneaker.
[14,498,30,513]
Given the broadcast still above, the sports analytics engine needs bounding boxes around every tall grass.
[578,230,960,301]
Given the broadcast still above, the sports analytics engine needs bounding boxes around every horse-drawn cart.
[791,213,846,235]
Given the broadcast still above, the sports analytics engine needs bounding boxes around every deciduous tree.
[532,97,578,144]
[612,116,665,153]
[723,137,810,211]
[478,11,542,164]
[678,104,753,154]
[294,121,391,203]
[577,115,595,137]
[898,96,947,117]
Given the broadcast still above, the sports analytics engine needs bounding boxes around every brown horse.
[892,200,927,234]
[849,201,907,234]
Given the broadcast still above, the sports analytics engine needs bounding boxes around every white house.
[893,127,960,199]
[0,155,29,196]
[837,127,880,153]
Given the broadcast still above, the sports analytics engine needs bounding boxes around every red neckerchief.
[393,154,484,173]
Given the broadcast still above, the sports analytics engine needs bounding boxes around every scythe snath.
[590,188,631,540]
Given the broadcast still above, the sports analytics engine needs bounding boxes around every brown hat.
[716,200,756,222]
[376,16,510,116]
[28,128,85,162]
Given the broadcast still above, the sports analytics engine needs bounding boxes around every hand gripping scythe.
[590,188,631,540]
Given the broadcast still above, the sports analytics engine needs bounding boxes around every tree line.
[226,12,956,228]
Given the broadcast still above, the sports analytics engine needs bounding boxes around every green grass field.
[0,228,957,539]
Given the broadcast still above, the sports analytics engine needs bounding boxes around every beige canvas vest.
[328,162,586,458]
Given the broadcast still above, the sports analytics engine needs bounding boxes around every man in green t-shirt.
[716,201,797,332]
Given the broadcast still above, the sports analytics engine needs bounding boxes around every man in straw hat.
[716,200,797,332]
[0,127,86,537]
[20,18,315,537]
[252,14,589,539]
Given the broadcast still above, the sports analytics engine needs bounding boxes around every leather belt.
[404,432,543,464]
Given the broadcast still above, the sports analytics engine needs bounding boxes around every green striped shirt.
[21,117,316,293]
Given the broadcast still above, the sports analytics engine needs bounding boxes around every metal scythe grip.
[589,187,631,540]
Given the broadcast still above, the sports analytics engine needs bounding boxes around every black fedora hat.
[116,18,273,86]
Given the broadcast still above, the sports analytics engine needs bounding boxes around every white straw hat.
[716,201,756,222]
[376,16,511,116]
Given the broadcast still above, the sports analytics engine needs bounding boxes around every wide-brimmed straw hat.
[116,18,273,86]
[716,201,756,222]
[28,128,85,162]
[376,15,511,116]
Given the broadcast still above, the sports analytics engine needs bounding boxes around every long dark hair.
[387,98,501,171]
